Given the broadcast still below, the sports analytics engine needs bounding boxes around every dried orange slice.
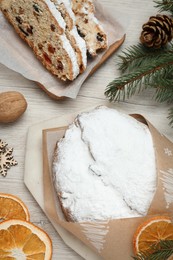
[0,219,52,259]
[0,193,30,221]
[133,216,173,254]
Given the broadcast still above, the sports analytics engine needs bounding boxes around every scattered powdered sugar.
[53,106,156,221]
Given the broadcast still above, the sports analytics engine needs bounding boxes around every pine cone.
[140,14,173,48]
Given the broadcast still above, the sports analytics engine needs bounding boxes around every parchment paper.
[42,111,173,260]
[0,1,127,98]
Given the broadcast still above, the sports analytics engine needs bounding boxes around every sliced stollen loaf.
[51,0,87,73]
[52,106,156,222]
[71,0,108,56]
[0,0,79,81]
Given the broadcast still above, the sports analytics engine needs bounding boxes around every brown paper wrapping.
[42,113,173,260]
[0,1,126,99]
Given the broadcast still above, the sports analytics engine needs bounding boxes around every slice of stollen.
[52,0,87,73]
[71,0,108,57]
[0,0,79,81]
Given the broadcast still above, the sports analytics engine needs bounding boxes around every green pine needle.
[154,0,173,14]
[168,108,173,125]
[105,53,173,102]
[132,240,173,260]
[154,79,173,103]
[105,68,151,102]
[118,44,173,73]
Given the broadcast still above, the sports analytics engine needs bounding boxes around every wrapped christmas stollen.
[42,106,173,259]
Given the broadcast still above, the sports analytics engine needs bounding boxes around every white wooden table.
[0,1,173,259]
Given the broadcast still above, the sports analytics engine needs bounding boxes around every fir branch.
[105,68,152,102]
[132,240,173,260]
[105,0,173,126]
[133,251,150,260]
[168,107,173,125]
[154,0,173,14]
[151,65,173,102]
[154,80,173,103]
[105,54,173,102]
[118,44,173,73]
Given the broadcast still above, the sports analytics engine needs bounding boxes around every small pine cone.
[140,14,173,48]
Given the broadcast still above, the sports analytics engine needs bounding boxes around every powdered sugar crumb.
[53,106,156,221]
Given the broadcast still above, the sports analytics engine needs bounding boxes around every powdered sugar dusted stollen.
[71,0,108,56]
[0,0,79,81]
[52,107,156,222]
[52,0,87,73]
